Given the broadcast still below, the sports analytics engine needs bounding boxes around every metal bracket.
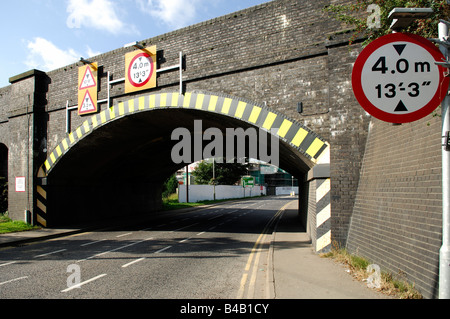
[443,131,450,151]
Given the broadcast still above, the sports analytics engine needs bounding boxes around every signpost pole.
[439,20,450,299]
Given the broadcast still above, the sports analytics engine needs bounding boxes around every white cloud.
[67,0,139,35]
[25,37,80,71]
[86,46,101,58]
[137,0,202,29]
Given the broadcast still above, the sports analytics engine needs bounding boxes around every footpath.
[270,200,392,299]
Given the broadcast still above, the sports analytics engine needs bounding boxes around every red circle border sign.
[127,52,154,88]
[352,33,449,123]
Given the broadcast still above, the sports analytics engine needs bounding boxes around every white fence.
[178,185,266,203]
[275,186,299,195]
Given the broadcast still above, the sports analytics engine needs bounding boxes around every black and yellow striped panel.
[35,184,47,227]
[39,92,328,176]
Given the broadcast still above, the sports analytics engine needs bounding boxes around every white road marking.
[116,232,133,238]
[77,237,153,262]
[171,223,198,232]
[122,257,146,268]
[0,261,17,267]
[34,249,67,258]
[155,246,172,254]
[80,239,106,247]
[61,274,107,292]
[0,276,28,286]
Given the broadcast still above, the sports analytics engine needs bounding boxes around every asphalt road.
[0,196,294,299]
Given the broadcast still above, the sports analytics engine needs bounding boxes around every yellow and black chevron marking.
[38,91,329,177]
[35,166,48,227]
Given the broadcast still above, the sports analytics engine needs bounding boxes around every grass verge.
[321,242,423,299]
[0,212,40,234]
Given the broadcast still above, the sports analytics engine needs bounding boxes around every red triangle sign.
[79,66,96,90]
[79,90,96,114]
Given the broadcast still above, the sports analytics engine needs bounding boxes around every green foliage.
[162,174,179,198]
[0,219,38,234]
[191,161,248,185]
[324,0,449,46]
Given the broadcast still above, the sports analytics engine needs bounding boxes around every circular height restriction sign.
[128,52,154,87]
[352,33,449,123]
[124,45,157,94]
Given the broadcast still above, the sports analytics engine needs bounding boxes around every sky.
[0,0,269,88]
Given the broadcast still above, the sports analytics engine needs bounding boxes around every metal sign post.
[437,19,450,300]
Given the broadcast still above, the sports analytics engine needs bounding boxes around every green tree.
[191,161,248,185]
[162,174,178,198]
[324,0,449,46]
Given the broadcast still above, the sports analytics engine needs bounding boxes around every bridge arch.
[35,91,330,248]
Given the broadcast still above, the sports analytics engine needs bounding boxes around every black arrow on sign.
[393,44,406,56]
[394,100,408,112]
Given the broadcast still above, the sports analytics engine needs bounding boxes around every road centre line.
[116,232,133,238]
[208,214,223,220]
[61,273,107,292]
[80,239,107,247]
[155,246,172,254]
[0,261,17,267]
[77,237,153,262]
[34,249,67,258]
[122,257,146,268]
[171,223,198,232]
[0,276,28,286]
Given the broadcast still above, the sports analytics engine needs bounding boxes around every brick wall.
[347,115,443,299]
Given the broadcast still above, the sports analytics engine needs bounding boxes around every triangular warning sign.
[79,90,96,114]
[79,66,96,90]
[394,100,408,112]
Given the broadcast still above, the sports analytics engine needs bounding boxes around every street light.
[388,8,450,299]
[388,8,433,31]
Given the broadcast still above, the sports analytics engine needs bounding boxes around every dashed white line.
[116,232,133,238]
[0,261,17,267]
[61,274,107,292]
[155,246,172,254]
[208,214,223,220]
[34,249,67,258]
[122,257,146,268]
[171,223,198,232]
[80,239,106,247]
[77,237,153,262]
[0,276,28,286]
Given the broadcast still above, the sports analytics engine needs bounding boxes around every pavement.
[270,200,392,299]
[0,200,393,299]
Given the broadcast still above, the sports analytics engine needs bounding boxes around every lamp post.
[388,7,450,299]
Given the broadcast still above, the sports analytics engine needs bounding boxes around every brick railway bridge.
[0,0,446,298]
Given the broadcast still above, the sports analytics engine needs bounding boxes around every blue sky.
[0,0,269,88]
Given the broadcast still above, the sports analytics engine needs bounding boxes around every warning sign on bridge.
[125,46,156,94]
[78,62,98,115]
[79,65,96,90]
[79,90,96,114]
